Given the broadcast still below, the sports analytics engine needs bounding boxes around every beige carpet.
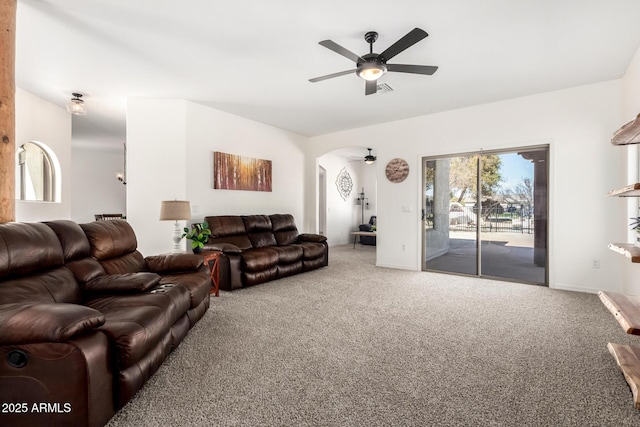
[108,245,640,426]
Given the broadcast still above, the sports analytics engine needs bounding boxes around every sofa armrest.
[202,242,242,254]
[0,303,105,345]
[85,272,161,293]
[145,254,203,273]
[298,233,327,243]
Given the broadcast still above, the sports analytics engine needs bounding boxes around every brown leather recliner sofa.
[202,214,327,290]
[0,219,211,427]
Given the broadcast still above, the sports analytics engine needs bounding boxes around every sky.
[498,152,534,190]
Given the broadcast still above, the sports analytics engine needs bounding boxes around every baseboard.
[376,263,420,271]
[550,283,600,294]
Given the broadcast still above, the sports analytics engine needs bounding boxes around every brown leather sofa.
[0,219,211,427]
[203,214,327,290]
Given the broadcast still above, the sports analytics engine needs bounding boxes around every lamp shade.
[159,200,191,221]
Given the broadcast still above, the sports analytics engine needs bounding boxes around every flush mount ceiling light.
[66,92,87,115]
[364,148,377,164]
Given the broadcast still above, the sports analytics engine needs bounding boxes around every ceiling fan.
[364,148,376,164]
[309,27,438,96]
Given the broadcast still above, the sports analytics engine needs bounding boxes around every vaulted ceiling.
[15,0,640,147]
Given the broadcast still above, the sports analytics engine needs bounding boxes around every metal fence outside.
[450,205,534,234]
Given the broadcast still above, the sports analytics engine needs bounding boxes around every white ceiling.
[15,0,640,147]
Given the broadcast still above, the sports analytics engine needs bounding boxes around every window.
[16,141,60,202]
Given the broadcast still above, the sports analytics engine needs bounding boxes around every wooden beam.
[0,0,16,223]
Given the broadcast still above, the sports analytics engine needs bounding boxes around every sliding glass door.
[422,147,548,284]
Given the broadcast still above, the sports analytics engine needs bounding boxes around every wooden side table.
[201,251,221,297]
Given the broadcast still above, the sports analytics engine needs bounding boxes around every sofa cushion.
[270,214,299,245]
[270,245,303,264]
[296,242,326,260]
[85,273,161,294]
[0,303,105,345]
[99,251,147,275]
[84,301,172,370]
[44,220,91,262]
[158,270,211,310]
[205,215,252,251]
[243,215,277,248]
[0,222,64,279]
[241,248,278,272]
[145,254,203,274]
[80,220,138,261]
[0,269,83,305]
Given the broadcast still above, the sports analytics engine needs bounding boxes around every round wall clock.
[385,158,409,183]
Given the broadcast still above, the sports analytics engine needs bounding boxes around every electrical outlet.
[592,259,600,269]
[401,244,406,252]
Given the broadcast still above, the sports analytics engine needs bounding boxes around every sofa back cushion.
[243,215,276,248]
[45,220,106,284]
[0,222,82,304]
[205,216,252,251]
[270,214,300,246]
[80,220,147,274]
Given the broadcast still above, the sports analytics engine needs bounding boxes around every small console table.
[598,291,640,409]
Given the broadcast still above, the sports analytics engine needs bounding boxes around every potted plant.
[630,211,640,247]
[181,222,212,253]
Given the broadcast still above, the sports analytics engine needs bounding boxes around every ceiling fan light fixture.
[364,148,376,164]
[357,63,387,81]
[66,92,87,115]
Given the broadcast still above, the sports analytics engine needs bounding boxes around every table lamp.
[159,200,192,253]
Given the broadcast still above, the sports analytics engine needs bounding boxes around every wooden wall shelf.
[599,292,640,409]
[608,243,640,263]
[608,183,640,197]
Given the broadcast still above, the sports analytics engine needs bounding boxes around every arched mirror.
[16,141,60,202]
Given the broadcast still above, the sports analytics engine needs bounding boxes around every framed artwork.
[213,151,272,192]
[335,168,353,200]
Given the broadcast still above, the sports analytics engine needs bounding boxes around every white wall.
[184,102,307,225]
[306,80,625,293]
[127,99,308,256]
[620,45,640,295]
[70,144,126,223]
[127,99,189,256]
[15,88,72,221]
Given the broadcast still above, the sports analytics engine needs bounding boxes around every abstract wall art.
[213,151,272,192]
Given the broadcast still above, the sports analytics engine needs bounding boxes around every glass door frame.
[421,145,549,285]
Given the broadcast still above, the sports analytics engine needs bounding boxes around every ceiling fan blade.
[319,40,363,63]
[365,80,377,96]
[387,64,438,75]
[380,28,428,61]
[309,69,355,83]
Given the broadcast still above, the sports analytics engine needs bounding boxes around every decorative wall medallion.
[335,168,353,200]
[385,158,410,183]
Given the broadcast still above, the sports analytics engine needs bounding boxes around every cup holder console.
[7,350,28,368]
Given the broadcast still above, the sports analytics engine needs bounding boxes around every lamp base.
[171,220,183,253]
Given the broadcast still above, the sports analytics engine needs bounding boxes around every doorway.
[318,166,327,236]
[422,146,548,284]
